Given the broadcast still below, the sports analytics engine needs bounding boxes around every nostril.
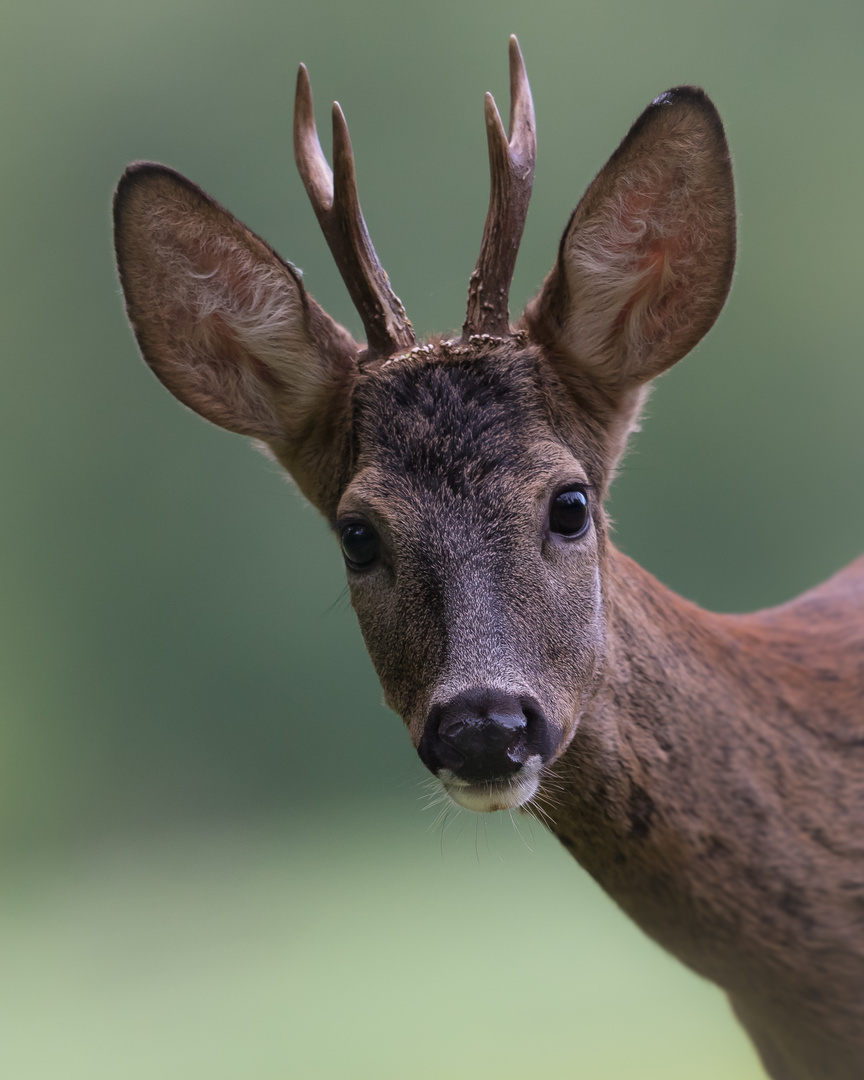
[420,689,538,782]
[438,720,526,780]
[439,724,525,774]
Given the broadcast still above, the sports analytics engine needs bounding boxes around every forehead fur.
[350,340,608,503]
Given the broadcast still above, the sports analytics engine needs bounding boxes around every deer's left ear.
[525,87,735,396]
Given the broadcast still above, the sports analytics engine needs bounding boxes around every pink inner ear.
[608,184,691,343]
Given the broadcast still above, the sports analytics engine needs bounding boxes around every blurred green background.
[2,0,864,1076]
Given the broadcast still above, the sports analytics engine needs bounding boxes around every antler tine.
[294,64,335,212]
[293,64,415,358]
[462,35,536,341]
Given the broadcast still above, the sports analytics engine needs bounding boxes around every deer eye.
[339,522,380,570]
[549,487,590,538]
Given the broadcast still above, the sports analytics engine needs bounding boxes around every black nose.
[418,688,552,782]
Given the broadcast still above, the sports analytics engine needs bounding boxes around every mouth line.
[438,756,543,812]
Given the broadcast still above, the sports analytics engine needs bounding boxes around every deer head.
[113,37,735,815]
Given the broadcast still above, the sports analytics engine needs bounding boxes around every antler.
[294,65,415,358]
[462,36,536,341]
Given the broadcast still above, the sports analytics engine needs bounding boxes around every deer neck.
[542,545,806,992]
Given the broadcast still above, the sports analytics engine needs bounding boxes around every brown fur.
[113,68,863,1079]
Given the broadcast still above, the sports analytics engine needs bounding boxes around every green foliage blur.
[1,0,863,1075]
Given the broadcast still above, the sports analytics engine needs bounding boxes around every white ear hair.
[180,241,311,378]
[151,230,321,438]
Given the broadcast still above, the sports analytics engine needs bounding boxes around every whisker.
[525,796,555,830]
[429,802,453,833]
[508,808,534,851]
[321,584,351,617]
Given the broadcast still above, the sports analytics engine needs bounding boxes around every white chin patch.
[438,756,542,813]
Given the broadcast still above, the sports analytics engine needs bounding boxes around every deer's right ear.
[525,87,735,399]
[113,163,359,510]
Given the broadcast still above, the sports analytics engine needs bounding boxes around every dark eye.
[339,522,380,570]
[549,487,590,538]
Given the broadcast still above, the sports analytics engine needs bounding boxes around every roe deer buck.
[113,36,864,1080]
